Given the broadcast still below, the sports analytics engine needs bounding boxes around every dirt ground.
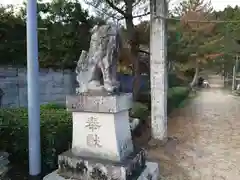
[134,89,240,180]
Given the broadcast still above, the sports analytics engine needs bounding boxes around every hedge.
[167,86,190,113]
[0,103,150,177]
[137,86,190,113]
[0,86,189,178]
[0,107,72,176]
[168,73,187,88]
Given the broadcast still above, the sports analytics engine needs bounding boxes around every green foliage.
[0,84,189,177]
[0,1,103,69]
[40,103,65,110]
[130,102,149,120]
[213,6,240,73]
[0,106,72,173]
[167,86,188,97]
[168,86,190,107]
[1,1,240,74]
[168,72,187,87]
[167,86,190,113]
[0,5,26,65]
[136,86,190,113]
[169,0,224,74]
[0,101,149,176]
[36,0,95,69]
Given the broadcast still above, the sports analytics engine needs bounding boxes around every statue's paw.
[76,85,88,94]
[88,80,101,87]
[88,86,104,91]
[111,80,120,88]
[88,80,104,91]
[104,83,117,93]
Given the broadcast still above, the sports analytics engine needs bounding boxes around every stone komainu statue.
[76,24,121,94]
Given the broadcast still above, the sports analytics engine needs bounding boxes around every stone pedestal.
[0,152,10,179]
[44,162,159,180]
[44,93,159,180]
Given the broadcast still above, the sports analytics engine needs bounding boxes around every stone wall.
[0,67,76,108]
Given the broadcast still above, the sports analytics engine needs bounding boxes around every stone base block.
[43,161,159,180]
[0,152,10,178]
[71,109,134,161]
[56,148,146,180]
[66,93,132,113]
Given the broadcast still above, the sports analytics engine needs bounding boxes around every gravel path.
[148,89,240,180]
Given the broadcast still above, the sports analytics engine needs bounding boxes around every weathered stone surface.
[0,152,10,179]
[43,161,159,180]
[0,166,9,179]
[52,148,145,180]
[0,66,75,107]
[71,109,133,161]
[150,0,168,141]
[137,162,159,180]
[76,24,121,94]
[129,118,140,131]
[0,67,17,77]
[66,93,132,113]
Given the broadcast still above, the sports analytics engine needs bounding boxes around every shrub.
[167,86,190,113]
[137,86,190,113]
[130,102,149,120]
[0,107,72,175]
[0,101,149,177]
[168,72,186,88]
[0,87,189,177]
[40,103,65,110]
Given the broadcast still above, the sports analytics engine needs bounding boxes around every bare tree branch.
[92,4,123,20]
[133,12,150,18]
[119,11,150,20]
[133,0,142,8]
[84,0,124,20]
[139,49,150,55]
[104,0,126,16]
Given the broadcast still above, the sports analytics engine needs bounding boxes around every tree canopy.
[0,0,240,74]
[0,0,102,69]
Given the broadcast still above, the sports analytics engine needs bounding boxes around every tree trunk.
[125,1,140,101]
[190,62,199,88]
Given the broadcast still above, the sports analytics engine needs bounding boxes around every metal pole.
[232,65,236,91]
[236,55,239,73]
[27,0,41,177]
[236,55,239,88]
[150,0,168,140]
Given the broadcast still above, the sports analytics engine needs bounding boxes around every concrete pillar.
[150,0,168,140]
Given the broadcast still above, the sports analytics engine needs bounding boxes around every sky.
[171,0,239,11]
[1,0,240,11]
[1,0,240,13]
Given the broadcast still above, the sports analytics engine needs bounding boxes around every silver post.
[27,0,41,177]
[232,65,236,91]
